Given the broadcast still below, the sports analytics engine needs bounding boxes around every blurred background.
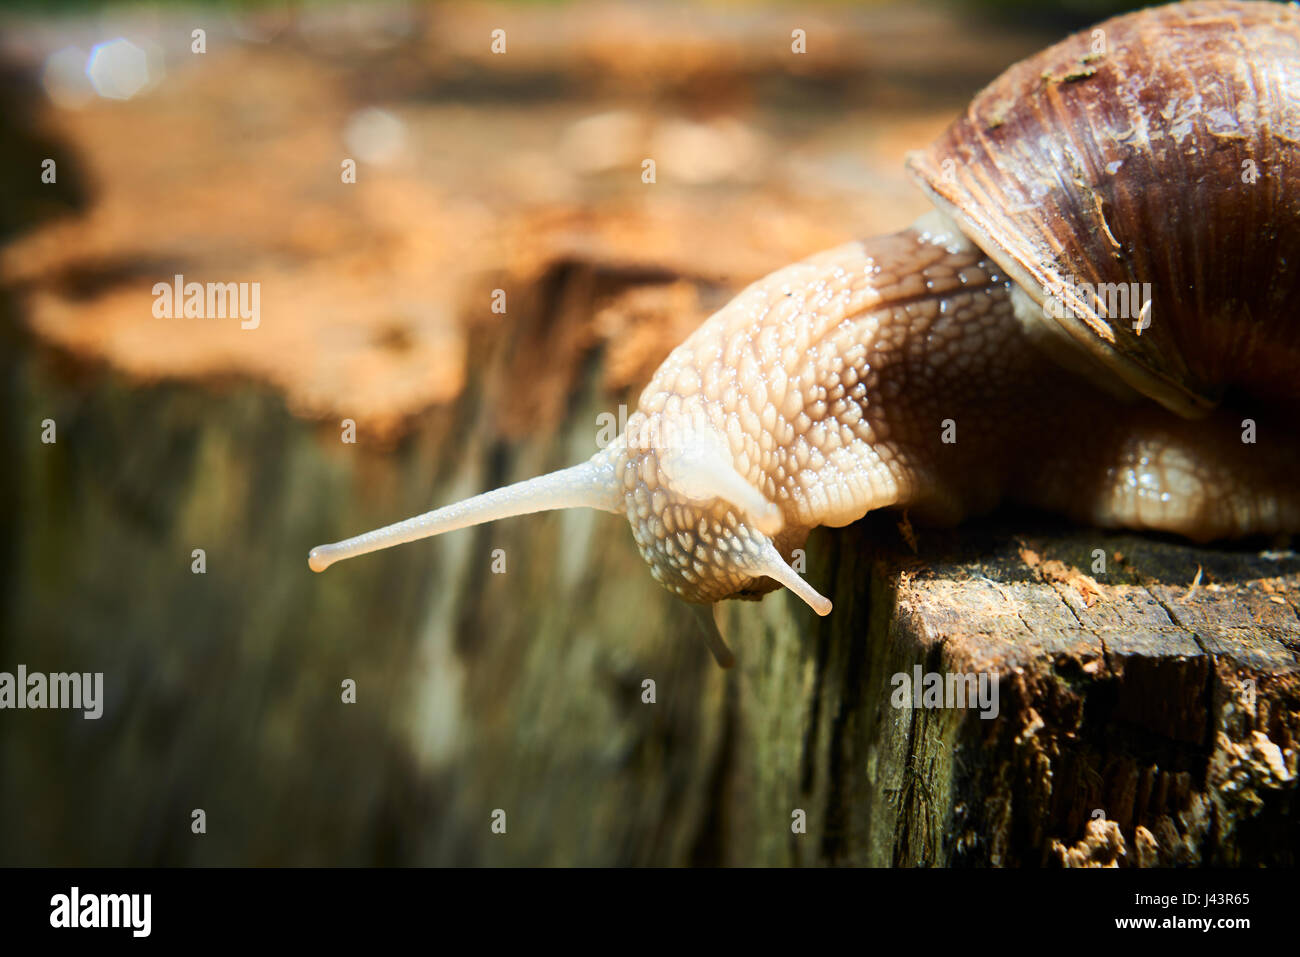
[1,0,1157,866]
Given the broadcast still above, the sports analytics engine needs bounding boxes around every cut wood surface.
[811,519,1300,866]
[1,2,1294,866]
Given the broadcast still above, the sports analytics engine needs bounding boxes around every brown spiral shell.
[907,0,1300,418]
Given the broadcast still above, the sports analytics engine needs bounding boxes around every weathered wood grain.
[756,519,1300,867]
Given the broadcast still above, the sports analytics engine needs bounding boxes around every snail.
[309,0,1300,665]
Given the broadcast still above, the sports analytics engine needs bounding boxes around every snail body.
[310,1,1300,659]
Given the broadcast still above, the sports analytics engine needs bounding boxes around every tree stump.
[751,518,1300,867]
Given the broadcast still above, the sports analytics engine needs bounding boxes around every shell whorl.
[907,0,1300,417]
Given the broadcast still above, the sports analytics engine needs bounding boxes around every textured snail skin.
[308,212,1300,613]
[616,213,1300,608]
[310,0,1300,623]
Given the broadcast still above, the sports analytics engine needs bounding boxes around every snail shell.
[908,0,1300,417]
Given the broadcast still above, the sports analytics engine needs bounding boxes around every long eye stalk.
[308,456,624,572]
